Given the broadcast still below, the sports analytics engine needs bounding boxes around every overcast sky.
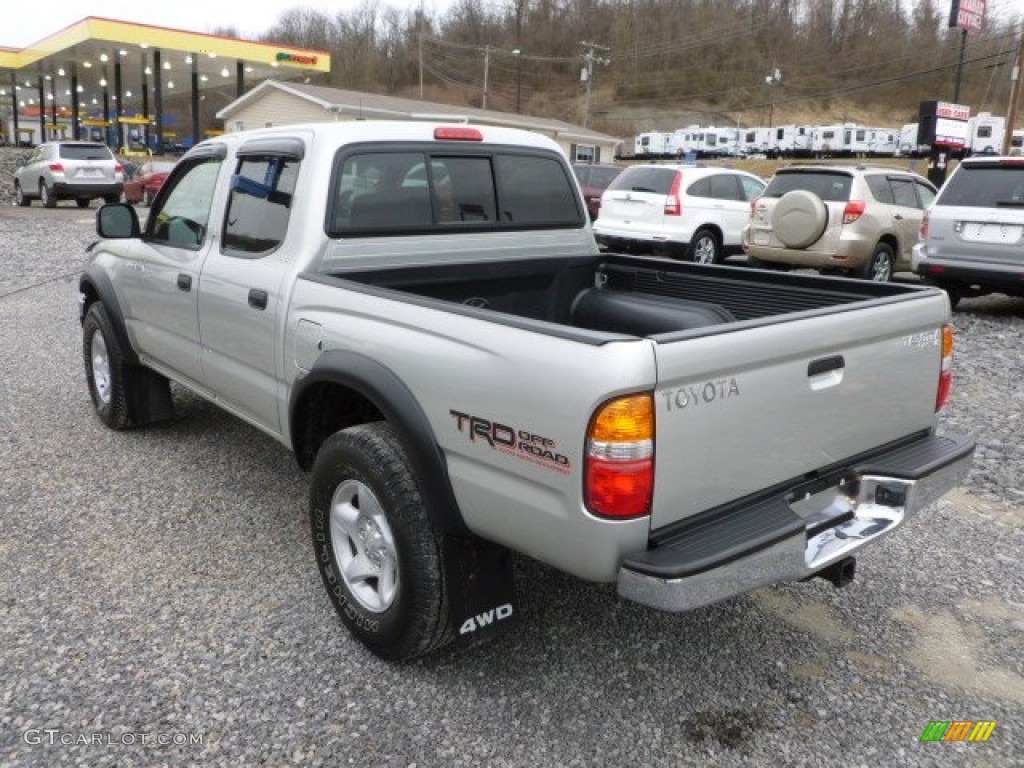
[1,0,454,48]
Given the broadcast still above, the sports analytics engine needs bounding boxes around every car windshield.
[607,167,676,195]
[764,171,852,202]
[939,165,1024,207]
[149,162,177,174]
[59,144,114,161]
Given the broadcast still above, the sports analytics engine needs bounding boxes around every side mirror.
[97,203,141,239]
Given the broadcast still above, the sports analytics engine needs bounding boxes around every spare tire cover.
[771,189,828,249]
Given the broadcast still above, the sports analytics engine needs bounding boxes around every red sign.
[949,0,985,33]
[936,102,971,121]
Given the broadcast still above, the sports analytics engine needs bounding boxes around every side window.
[687,177,711,198]
[222,155,298,256]
[494,154,580,224]
[866,175,894,204]
[708,174,742,201]
[915,181,936,208]
[739,176,765,201]
[148,157,222,248]
[890,178,918,208]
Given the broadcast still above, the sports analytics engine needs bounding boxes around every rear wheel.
[689,228,721,264]
[40,181,56,208]
[859,243,894,281]
[76,199,90,209]
[310,422,453,661]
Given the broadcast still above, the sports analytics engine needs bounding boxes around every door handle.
[248,288,268,310]
[808,355,844,377]
[177,273,191,292]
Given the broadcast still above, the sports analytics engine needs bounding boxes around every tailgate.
[649,294,947,529]
[600,190,665,232]
[933,205,1024,268]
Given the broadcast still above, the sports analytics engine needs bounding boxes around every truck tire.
[310,422,453,661]
[772,190,827,248]
[689,227,721,264]
[82,302,132,430]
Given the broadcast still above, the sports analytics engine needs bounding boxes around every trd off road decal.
[450,410,571,474]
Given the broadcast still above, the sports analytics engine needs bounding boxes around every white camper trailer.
[967,113,1005,155]
[767,125,812,157]
[810,124,845,157]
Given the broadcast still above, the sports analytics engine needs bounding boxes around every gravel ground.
[0,201,1021,767]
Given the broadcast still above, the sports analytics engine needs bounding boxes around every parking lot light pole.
[513,48,522,113]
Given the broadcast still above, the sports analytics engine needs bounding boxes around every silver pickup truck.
[80,121,974,661]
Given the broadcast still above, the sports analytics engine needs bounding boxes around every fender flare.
[79,264,139,366]
[290,349,470,537]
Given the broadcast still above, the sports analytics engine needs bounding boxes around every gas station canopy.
[0,17,329,148]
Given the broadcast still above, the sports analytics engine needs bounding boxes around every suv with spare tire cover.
[742,165,937,281]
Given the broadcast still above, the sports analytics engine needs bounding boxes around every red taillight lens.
[664,171,683,216]
[48,163,64,173]
[434,127,483,141]
[936,324,953,411]
[842,200,866,224]
[585,394,654,518]
[920,209,930,239]
[114,164,125,173]
[750,196,762,217]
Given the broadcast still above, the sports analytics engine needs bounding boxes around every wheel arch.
[79,265,140,366]
[290,349,470,537]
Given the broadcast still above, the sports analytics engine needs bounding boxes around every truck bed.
[320,253,935,340]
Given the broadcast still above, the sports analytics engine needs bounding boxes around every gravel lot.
[0,195,1021,767]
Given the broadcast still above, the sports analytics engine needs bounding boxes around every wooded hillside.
[229,1,1024,135]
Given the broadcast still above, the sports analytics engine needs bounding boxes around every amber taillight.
[936,324,954,411]
[585,394,654,518]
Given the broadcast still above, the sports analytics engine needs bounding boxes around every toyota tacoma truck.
[79,121,974,661]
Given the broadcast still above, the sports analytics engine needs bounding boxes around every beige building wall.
[223,87,619,162]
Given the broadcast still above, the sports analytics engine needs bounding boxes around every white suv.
[14,141,124,208]
[592,164,765,263]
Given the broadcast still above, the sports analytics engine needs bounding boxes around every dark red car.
[123,160,177,205]
[572,163,625,220]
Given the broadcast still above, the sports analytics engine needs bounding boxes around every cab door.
[197,138,305,433]
[113,148,225,386]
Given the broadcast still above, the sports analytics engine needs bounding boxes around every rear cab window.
[327,144,583,235]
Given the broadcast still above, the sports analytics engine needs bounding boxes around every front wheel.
[82,303,131,429]
[14,182,30,207]
[859,243,894,281]
[310,423,452,661]
[689,228,721,264]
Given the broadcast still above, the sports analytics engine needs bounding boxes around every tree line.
[221,0,1023,132]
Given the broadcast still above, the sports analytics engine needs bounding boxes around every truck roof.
[194,120,565,156]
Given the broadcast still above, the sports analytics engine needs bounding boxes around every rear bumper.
[618,431,975,612]
[913,245,1024,296]
[53,181,123,199]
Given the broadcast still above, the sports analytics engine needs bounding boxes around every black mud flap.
[442,536,520,650]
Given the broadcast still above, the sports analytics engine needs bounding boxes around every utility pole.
[417,0,425,99]
[1003,29,1024,155]
[580,41,610,128]
[482,45,491,110]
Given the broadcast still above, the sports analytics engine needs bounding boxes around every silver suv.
[593,164,765,263]
[742,165,936,281]
[912,156,1024,307]
[14,141,124,208]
